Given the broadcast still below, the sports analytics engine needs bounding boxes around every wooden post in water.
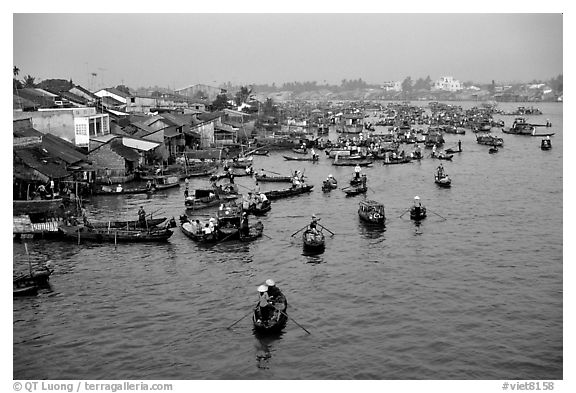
[77,227,81,245]
[114,230,117,250]
[24,243,32,275]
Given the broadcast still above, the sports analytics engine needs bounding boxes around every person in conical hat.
[266,279,282,299]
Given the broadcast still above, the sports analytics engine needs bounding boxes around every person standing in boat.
[240,212,250,236]
[138,206,146,226]
[437,163,444,178]
[266,279,284,305]
[432,144,437,157]
[354,164,361,179]
[308,215,320,234]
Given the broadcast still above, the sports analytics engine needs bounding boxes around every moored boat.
[282,155,319,162]
[59,225,173,243]
[254,174,292,182]
[88,217,167,229]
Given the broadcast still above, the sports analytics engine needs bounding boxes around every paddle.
[291,225,309,237]
[261,233,273,240]
[398,208,411,218]
[318,223,335,236]
[280,311,311,335]
[263,169,284,176]
[210,231,238,246]
[428,209,447,221]
[226,309,254,329]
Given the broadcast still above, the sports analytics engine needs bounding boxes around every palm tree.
[13,66,20,77]
[23,75,36,88]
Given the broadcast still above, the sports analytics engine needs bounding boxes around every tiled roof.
[41,133,89,164]
[13,147,69,179]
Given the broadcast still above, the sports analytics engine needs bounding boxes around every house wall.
[88,144,133,182]
[191,122,215,148]
[13,110,75,144]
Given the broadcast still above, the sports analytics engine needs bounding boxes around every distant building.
[433,76,463,92]
[381,81,402,92]
[175,84,226,102]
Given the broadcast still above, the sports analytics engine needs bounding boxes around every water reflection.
[253,330,284,370]
[357,222,386,239]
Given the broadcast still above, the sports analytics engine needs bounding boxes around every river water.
[13,101,563,380]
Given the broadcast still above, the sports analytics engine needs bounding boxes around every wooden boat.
[153,175,180,191]
[179,216,219,243]
[254,174,292,182]
[264,185,314,201]
[476,134,504,146]
[94,184,151,195]
[13,198,64,215]
[249,150,270,156]
[13,263,54,296]
[59,225,173,242]
[489,146,499,154]
[244,199,272,216]
[322,178,338,192]
[14,285,38,297]
[217,205,264,242]
[410,205,427,220]
[231,156,254,168]
[431,152,453,161]
[332,159,373,167]
[253,292,288,333]
[88,217,167,229]
[358,200,385,225]
[302,229,325,253]
[292,148,308,154]
[239,221,264,242]
[282,155,318,162]
[344,185,368,196]
[434,169,452,188]
[180,166,218,178]
[541,139,552,150]
[185,189,237,210]
[211,169,252,180]
[350,176,365,186]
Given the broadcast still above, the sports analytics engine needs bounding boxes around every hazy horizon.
[13,13,563,91]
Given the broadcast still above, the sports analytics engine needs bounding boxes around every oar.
[429,209,447,221]
[291,225,309,237]
[318,223,335,236]
[226,309,254,329]
[210,231,238,246]
[261,233,273,240]
[24,243,32,275]
[280,311,311,335]
[398,208,412,218]
[264,169,284,176]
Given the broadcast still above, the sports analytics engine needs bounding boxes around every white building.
[433,76,463,92]
[13,107,110,149]
[381,81,402,92]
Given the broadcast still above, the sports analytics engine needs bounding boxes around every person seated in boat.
[184,186,189,198]
[146,180,153,191]
[246,165,253,175]
[292,176,301,189]
[248,192,257,210]
[203,223,213,235]
[195,220,203,235]
[259,168,266,177]
[361,174,367,187]
[265,279,285,307]
[259,192,268,203]
[208,217,216,232]
[229,173,235,184]
[308,215,320,234]
[255,284,273,322]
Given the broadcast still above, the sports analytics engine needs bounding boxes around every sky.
[11,10,564,91]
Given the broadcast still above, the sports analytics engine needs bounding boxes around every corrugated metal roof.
[13,148,69,179]
[41,133,88,164]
